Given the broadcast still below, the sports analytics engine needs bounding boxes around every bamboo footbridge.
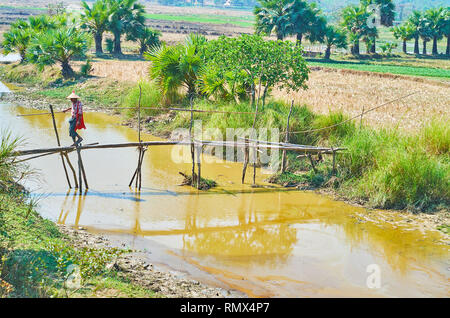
[11,100,345,192]
[11,91,415,192]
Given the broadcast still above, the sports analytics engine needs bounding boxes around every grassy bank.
[0,134,157,298]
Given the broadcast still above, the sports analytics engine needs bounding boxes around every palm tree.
[290,0,326,45]
[254,0,293,41]
[425,7,446,55]
[26,26,89,78]
[418,16,433,55]
[443,8,450,55]
[341,5,368,55]
[1,27,30,63]
[107,0,146,56]
[145,34,204,101]
[392,23,414,54]
[408,10,422,55]
[81,0,109,55]
[126,26,161,56]
[322,25,347,59]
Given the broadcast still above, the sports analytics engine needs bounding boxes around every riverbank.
[0,129,238,298]
[0,188,238,298]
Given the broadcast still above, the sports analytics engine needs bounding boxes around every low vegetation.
[0,133,157,298]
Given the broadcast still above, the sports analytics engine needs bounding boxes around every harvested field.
[73,59,150,82]
[274,68,450,132]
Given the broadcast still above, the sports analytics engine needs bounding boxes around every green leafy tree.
[126,26,161,56]
[200,34,309,107]
[80,0,109,55]
[254,0,293,40]
[26,26,90,78]
[392,23,414,53]
[322,25,348,59]
[107,0,146,56]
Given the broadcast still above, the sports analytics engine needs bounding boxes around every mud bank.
[57,224,243,298]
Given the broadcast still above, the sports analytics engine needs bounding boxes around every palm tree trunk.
[95,32,103,55]
[403,40,407,54]
[325,45,331,59]
[422,39,427,55]
[447,36,450,56]
[61,60,74,79]
[113,31,122,56]
[296,33,303,46]
[414,36,419,54]
[353,39,360,55]
[432,36,438,55]
[370,38,376,54]
[262,86,269,109]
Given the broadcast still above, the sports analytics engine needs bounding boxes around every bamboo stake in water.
[281,100,294,173]
[50,105,72,189]
[189,98,196,187]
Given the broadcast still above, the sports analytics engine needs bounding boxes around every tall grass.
[121,80,163,117]
[0,131,22,190]
[337,121,449,211]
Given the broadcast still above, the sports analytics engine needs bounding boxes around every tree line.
[254,0,449,57]
[1,0,161,77]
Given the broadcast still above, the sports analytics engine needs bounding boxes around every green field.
[144,13,254,28]
[307,59,450,79]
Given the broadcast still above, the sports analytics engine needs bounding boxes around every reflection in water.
[2,102,449,297]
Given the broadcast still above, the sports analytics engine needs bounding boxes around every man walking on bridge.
[63,91,86,146]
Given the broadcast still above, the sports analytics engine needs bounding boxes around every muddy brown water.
[1,101,448,297]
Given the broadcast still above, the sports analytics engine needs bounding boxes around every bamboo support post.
[189,98,196,187]
[281,100,294,173]
[360,105,365,129]
[50,105,72,188]
[307,154,317,173]
[196,145,201,189]
[63,152,78,188]
[332,147,336,175]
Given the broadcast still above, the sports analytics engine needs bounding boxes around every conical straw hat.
[66,90,80,99]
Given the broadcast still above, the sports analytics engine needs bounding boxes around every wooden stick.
[13,141,346,157]
[138,84,142,143]
[138,148,147,191]
[196,145,201,189]
[189,98,196,187]
[243,65,264,184]
[307,154,317,173]
[16,109,259,116]
[50,105,72,189]
[77,147,83,193]
[332,147,336,175]
[63,152,78,188]
[281,100,294,173]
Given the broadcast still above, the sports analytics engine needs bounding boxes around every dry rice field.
[276,69,449,131]
[83,59,449,132]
